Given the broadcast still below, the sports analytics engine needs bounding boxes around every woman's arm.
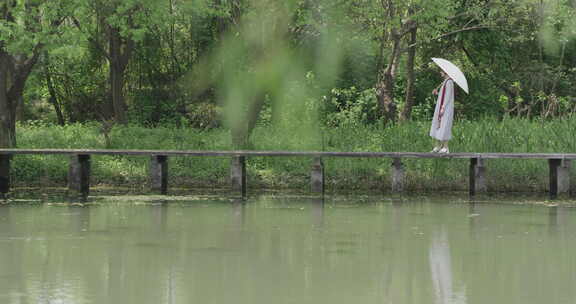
[432,80,444,95]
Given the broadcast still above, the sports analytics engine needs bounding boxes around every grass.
[10,116,576,193]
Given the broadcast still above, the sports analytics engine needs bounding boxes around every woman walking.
[429,58,469,154]
[430,70,455,153]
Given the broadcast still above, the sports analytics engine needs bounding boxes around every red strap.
[439,80,447,110]
[438,80,447,124]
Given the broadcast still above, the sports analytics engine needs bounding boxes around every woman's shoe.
[438,147,449,154]
[431,147,441,153]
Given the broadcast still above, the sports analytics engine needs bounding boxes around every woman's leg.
[439,140,449,153]
[431,140,441,152]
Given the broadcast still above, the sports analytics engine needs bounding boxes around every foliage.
[1,0,575,149]
[321,87,379,127]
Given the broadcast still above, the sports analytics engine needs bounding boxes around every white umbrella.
[432,58,469,94]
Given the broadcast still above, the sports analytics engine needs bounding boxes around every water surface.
[1,193,575,304]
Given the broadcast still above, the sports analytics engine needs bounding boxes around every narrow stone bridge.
[0,149,572,198]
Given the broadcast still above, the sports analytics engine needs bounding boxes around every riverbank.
[4,186,572,207]
[10,117,576,193]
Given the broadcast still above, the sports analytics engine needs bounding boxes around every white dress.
[429,79,455,141]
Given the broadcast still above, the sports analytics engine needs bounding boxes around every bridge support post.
[0,155,10,197]
[231,156,246,197]
[68,154,91,197]
[311,157,324,194]
[549,159,570,197]
[469,158,487,196]
[150,155,168,195]
[391,158,405,193]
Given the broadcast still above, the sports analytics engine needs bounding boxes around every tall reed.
[12,117,576,193]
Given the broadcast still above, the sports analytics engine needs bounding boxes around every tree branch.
[7,43,44,102]
[71,16,111,61]
[405,25,495,50]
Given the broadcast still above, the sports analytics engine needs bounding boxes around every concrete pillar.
[0,155,10,196]
[469,157,487,196]
[68,154,91,197]
[311,157,324,194]
[150,155,168,195]
[549,159,570,197]
[391,158,405,193]
[231,156,246,197]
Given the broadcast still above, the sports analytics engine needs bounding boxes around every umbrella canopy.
[432,58,469,94]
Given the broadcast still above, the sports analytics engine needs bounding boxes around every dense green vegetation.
[2,0,576,191]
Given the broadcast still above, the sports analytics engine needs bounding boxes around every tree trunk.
[400,25,417,122]
[44,56,65,126]
[0,53,13,148]
[14,96,24,122]
[108,26,132,125]
[109,64,127,124]
[376,30,402,123]
[0,45,41,148]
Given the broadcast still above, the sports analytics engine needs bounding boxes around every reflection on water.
[429,228,466,304]
[1,194,576,304]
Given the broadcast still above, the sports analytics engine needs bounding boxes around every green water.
[1,194,576,304]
